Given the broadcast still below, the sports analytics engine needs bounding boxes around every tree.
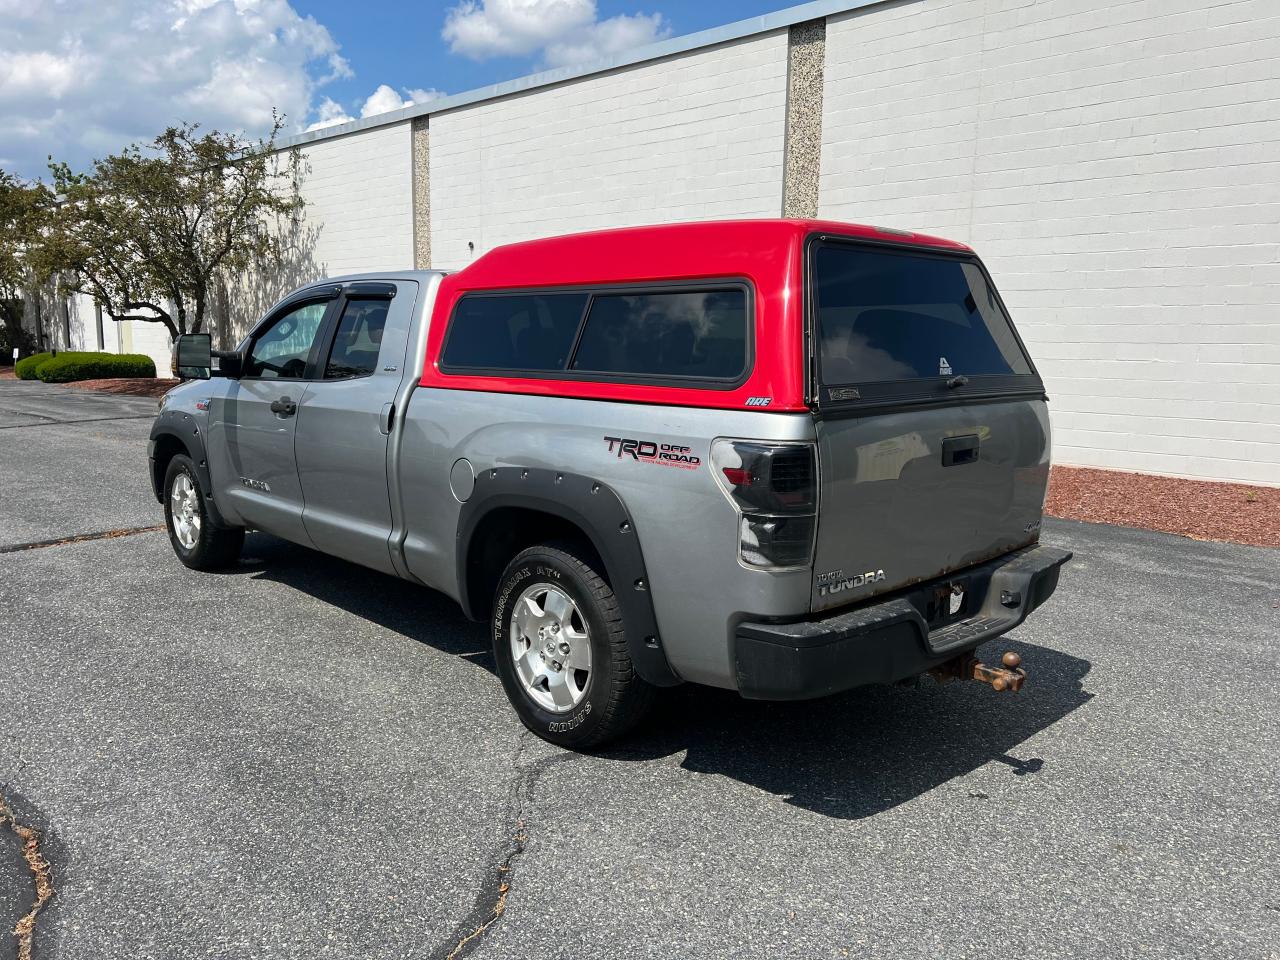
[42,116,305,340]
[0,170,53,353]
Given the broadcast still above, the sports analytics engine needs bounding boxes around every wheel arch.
[456,468,680,687]
[149,411,232,528]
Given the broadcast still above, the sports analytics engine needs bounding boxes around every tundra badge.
[816,568,886,597]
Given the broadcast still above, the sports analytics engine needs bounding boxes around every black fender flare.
[148,410,233,529]
[456,467,680,687]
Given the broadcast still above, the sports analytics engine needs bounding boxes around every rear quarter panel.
[398,391,815,687]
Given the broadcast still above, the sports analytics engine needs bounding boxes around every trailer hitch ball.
[975,651,1026,692]
[929,651,1026,692]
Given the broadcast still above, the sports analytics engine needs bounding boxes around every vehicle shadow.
[231,532,497,668]
[601,645,1092,819]
[233,533,1093,821]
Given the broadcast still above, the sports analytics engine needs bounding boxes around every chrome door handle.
[270,396,296,417]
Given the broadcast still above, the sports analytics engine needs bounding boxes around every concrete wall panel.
[430,33,790,269]
[819,0,1280,484]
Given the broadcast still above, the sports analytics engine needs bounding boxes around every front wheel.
[164,454,244,570]
[492,542,655,749]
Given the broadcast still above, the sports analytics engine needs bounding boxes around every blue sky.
[298,1,789,113]
[0,0,796,180]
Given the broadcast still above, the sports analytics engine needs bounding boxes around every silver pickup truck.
[150,219,1071,747]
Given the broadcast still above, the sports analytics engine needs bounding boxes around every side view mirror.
[173,333,212,380]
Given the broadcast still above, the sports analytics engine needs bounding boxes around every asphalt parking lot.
[1,378,1277,960]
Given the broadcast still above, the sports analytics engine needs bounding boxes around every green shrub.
[33,352,157,383]
[15,352,52,380]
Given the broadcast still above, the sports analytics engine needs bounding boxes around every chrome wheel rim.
[509,582,592,714]
[170,472,201,550]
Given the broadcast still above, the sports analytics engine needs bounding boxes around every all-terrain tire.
[163,453,245,571]
[492,541,656,749]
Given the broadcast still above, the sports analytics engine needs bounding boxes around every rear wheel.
[164,454,244,570]
[492,542,654,749]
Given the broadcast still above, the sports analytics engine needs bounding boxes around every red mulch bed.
[64,378,179,399]
[1047,466,1279,548]
[0,369,175,396]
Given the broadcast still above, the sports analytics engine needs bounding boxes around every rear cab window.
[325,298,392,379]
[809,238,1040,406]
[440,283,750,386]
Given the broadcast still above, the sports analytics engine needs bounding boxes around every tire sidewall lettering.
[493,566,533,634]
[494,564,566,634]
[548,700,592,734]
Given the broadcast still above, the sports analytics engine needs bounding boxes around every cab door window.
[243,301,329,380]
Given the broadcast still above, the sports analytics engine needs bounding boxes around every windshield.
[812,243,1032,389]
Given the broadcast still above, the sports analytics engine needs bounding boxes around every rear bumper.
[733,543,1071,700]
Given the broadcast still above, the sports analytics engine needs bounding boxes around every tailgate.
[805,235,1051,613]
[811,399,1050,612]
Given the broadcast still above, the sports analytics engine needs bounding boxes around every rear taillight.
[711,440,817,569]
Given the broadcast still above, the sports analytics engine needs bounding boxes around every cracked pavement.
[1,378,1277,959]
[0,793,53,960]
[0,804,32,960]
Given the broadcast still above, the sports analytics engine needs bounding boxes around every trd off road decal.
[603,436,702,470]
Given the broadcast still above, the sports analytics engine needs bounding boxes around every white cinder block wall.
[820,0,1280,485]
[298,122,415,277]
[430,32,790,269]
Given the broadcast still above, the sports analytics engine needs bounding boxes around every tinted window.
[442,293,587,371]
[244,301,328,380]
[325,298,390,379]
[571,289,747,380]
[813,245,1031,385]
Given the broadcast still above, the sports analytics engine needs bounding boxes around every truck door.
[294,281,419,575]
[213,296,335,546]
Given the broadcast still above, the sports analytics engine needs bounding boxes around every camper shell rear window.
[808,238,1041,407]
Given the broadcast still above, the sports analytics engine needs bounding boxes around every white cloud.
[0,0,350,178]
[443,0,667,66]
[361,84,407,118]
[305,98,354,132]
[404,88,444,104]
[360,84,444,118]
[304,85,443,132]
[543,12,666,68]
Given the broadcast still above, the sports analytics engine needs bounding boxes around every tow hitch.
[930,651,1026,692]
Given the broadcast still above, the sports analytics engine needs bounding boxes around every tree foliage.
[43,116,305,338]
[0,170,53,346]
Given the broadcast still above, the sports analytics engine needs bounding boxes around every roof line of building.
[275,0,884,152]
